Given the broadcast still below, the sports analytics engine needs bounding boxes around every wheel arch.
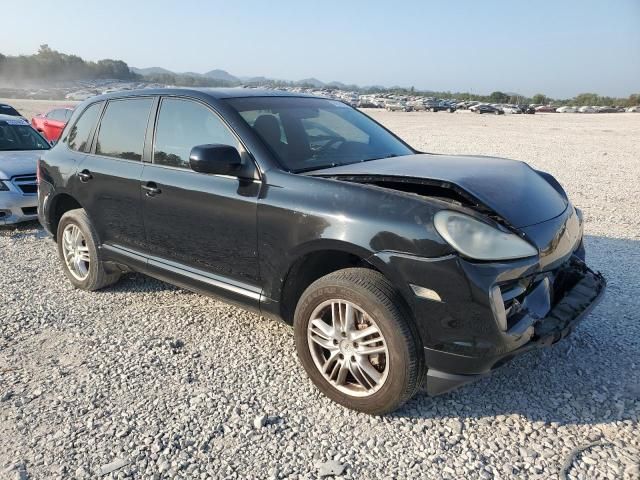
[47,193,84,241]
[273,240,410,325]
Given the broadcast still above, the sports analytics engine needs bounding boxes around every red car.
[31,107,74,142]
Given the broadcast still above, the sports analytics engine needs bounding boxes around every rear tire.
[294,268,424,415]
[56,208,120,291]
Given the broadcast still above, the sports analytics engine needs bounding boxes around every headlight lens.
[0,181,9,192]
[434,211,537,260]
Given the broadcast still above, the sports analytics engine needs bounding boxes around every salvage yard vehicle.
[38,88,606,414]
[31,107,74,142]
[385,100,409,112]
[470,103,504,114]
[501,105,522,114]
[0,115,49,225]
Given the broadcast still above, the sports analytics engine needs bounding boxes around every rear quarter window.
[67,102,104,152]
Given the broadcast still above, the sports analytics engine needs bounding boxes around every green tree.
[532,93,547,104]
[489,91,509,103]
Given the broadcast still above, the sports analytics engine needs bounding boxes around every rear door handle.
[142,182,161,197]
[78,170,92,182]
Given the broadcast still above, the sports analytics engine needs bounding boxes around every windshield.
[225,96,413,172]
[0,121,50,151]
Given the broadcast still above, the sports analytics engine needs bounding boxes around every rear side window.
[153,98,239,169]
[67,102,103,152]
[47,109,66,121]
[96,98,153,161]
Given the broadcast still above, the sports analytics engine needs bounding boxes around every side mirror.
[189,144,242,176]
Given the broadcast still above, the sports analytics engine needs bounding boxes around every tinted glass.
[63,109,73,121]
[226,97,413,172]
[0,104,21,117]
[153,98,239,169]
[0,121,50,151]
[67,102,103,152]
[47,108,68,122]
[96,98,153,161]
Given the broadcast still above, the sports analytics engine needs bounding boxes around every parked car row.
[0,102,77,142]
[535,105,631,113]
[457,102,536,114]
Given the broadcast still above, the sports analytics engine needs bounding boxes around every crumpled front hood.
[306,153,568,228]
[0,150,40,179]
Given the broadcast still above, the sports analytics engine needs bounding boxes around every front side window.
[96,98,153,161]
[226,97,413,172]
[153,98,239,169]
[67,102,103,152]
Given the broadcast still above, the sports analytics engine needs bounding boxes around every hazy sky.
[2,0,639,97]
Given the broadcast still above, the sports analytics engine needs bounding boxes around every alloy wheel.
[62,224,90,281]
[307,299,390,397]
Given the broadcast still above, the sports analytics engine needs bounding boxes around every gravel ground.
[1,111,639,479]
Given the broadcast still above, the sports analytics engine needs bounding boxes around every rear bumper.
[424,260,606,395]
[0,190,38,225]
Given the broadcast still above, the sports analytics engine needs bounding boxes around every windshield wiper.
[292,154,404,174]
[361,153,398,162]
[292,163,340,174]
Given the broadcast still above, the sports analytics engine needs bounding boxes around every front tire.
[56,208,120,291]
[294,268,424,415]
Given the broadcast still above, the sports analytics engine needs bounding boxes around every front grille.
[21,207,37,216]
[12,175,37,195]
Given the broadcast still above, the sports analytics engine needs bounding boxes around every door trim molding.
[101,243,262,301]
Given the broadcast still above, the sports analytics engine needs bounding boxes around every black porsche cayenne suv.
[38,89,605,414]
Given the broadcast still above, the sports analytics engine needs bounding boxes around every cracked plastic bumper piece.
[425,260,606,396]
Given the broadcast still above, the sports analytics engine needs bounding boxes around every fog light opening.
[490,286,508,331]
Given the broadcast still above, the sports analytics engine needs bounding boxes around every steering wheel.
[315,136,346,155]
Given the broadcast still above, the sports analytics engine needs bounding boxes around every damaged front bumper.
[424,259,606,395]
[374,216,605,397]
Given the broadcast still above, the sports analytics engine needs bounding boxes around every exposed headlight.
[0,181,9,192]
[434,211,537,261]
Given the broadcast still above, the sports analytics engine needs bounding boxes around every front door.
[140,97,261,288]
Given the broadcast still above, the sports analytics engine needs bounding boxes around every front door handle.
[142,183,161,197]
[78,170,92,182]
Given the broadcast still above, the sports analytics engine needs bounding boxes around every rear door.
[74,97,155,251]
[140,96,261,290]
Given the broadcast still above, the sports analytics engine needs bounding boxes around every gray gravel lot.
[1,112,639,479]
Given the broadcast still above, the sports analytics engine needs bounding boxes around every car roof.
[88,87,322,102]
